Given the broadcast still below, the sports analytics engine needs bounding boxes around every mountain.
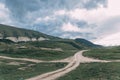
[94,32,120,46]
[0,24,59,42]
[75,38,101,48]
[0,24,99,48]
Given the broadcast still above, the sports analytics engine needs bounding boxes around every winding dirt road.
[27,50,111,80]
[0,55,72,63]
[0,50,119,80]
[0,56,42,63]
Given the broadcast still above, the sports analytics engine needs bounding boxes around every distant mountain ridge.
[0,24,100,48]
[0,24,59,42]
[75,38,100,47]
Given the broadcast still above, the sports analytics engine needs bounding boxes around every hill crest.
[0,24,59,42]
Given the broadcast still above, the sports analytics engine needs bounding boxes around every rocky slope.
[0,24,59,42]
[0,24,100,48]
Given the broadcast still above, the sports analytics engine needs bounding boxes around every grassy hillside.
[0,40,79,60]
[0,38,100,60]
[0,24,99,48]
[0,24,100,60]
[83,46,120,60]
[27,40,82,50]
[0,58,67,80]
[0,24,59,40]
[75,38,101,48]
[58,62,120,80]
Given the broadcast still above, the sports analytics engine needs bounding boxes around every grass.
[83,47,120,60]
[0,58,67,80]
[0,24,59,39]
[0,40,80,60]
[0,49,78,60]
[58,62,120,80]
[0,24,99,61]
[26,40,82,50]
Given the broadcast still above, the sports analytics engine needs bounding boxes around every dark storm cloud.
[3,0,107,22]
[0,0,107,40]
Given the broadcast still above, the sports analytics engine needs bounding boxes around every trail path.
[27,50,117,80]
[0,56,72,63]
[0,50,120,80]
[0,56,42,63]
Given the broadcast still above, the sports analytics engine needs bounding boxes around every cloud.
[0,0,5,3]
[55,6,107,24]
[3,0,106,22]
[61,23,92,32]
[2,0,120,45]
[68,7,107,24]
[1,0,107,25]
[54,0,120,25]
[4,0,41,22]
[54,5,107,24]
[61,23,81,32]
[55,10,66,16]
[0,2,11,24]
[60,33,83,39]
[30,15,96,40]
[94,32,120,46]
[55,0,120,45]
[60,32,95,39]
[89,0,120,40]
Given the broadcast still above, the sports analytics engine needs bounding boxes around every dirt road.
[0,56,42,63]
[0,50,119,80]
[27,50,110,80]
[0,56,72,63]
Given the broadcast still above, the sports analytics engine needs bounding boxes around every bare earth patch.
[18,67,28,70]
[40,48,63,51]
[7,62,26,66]
[0,61,3,64]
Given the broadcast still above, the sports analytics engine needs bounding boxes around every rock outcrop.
[0,36,49,42]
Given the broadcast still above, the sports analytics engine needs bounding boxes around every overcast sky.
[0,0,120,46]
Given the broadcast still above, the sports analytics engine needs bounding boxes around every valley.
[0,24,120,80]
[0,0,120,80]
